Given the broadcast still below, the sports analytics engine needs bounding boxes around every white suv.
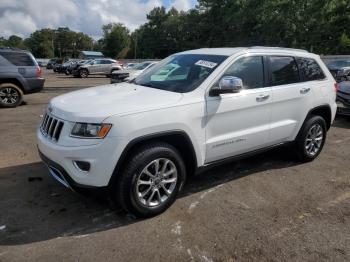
[37,47,337,217]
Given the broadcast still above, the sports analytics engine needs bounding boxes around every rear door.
[268,56,319,144]
[101,59,114,74]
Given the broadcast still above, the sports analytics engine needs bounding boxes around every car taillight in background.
[334,82,340,92]
[36,66,42,78]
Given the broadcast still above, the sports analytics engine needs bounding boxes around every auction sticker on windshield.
[195,60,218,69]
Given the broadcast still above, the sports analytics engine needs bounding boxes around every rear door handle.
[300,87,311,94]
[256,94,270,102]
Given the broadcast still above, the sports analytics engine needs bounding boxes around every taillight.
[36,66,42,78]
[334,82,339,92]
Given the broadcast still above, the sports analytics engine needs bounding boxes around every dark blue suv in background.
[0,47,45,108]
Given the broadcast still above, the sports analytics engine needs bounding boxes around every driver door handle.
[256,94,270,102]
[300,87,311,94]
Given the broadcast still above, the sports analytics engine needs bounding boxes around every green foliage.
[0,35,25,49]
[1,0,349,58]
[102,23,130,58]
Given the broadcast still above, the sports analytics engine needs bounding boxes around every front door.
[205,55,272,163]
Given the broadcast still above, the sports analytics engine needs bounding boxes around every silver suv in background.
[0,47,44,108]
[73,58,122,78]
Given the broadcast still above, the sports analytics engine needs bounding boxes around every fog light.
[73,161,90,172]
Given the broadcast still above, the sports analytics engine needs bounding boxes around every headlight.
[71,123,112,138]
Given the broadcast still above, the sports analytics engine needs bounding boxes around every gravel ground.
[0,70,349,262]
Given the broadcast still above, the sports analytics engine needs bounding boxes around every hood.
[49,83,183,122]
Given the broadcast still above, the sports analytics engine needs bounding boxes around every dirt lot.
[0,70,350,262]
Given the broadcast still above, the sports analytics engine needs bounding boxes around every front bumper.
[336,93,350,116]
[37,128,125,187]
[111,73,129,83]
[336,101,350,115]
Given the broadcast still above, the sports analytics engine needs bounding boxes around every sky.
[0,0,197,39]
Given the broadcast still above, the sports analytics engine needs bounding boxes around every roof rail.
[248,46,309,53]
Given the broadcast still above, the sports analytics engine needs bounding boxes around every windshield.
[134,54,228,93]
[134,62,152,70]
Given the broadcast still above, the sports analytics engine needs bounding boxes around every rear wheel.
[114,142,186,218]
[0,83,23,108]
[294,115,327,162]
[79,69,88,78]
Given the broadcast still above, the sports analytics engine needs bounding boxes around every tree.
[24,29,55,58]
[102,23,130,58]
[6,35,25,48]
[24,28,94,58]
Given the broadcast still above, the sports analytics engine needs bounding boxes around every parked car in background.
[0,47,44,108]
[72,58,122,78]
[68,60,90,75]
[38,47,336,217]
[36,59,49,67]
[110,61,157,83]
[336,81,350,115]
[54,59,79,74]
[327,60,350,82]
[46,58,61,69]
[125,63,138,69]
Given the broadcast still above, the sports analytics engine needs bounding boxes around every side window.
[296,57,325,81]
[0,52,35,66]
[222,56,264,89]
[269,56,299,86]
[102,60,113,64]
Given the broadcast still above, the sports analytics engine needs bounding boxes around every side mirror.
[209,76,243,96]
[90,61,94,65]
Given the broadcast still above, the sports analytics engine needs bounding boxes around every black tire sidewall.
[79,69,88,78]
[0,84,23,108]
[118,144,186,217]
[296,115,327,161]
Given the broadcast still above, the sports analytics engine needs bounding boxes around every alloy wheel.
[0,87,19,105]
[136,158,178,207]
[305,123,323,156]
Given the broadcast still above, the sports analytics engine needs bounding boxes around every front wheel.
[0,83,23,108]
[114,142,186,218]
[79,69,88,78]
[294,115,327,162]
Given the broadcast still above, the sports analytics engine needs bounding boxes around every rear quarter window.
[0,52,35,66]
[296,57,326,81]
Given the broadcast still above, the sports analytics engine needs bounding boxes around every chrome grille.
[40,113,64,141]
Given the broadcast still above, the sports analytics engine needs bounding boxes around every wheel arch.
[108,130,198,187]
[79,67,89,74]
[0,78,26,93]
[306,104,332,130]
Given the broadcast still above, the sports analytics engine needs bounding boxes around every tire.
[294,115,327,162]
[65,70,70,75]
[114,142,186,218]
[0,83,23,108]
[79,69,88,78]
